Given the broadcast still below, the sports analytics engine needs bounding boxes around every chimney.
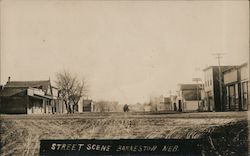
[8,76,11,83]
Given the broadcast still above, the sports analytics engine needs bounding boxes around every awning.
[29,93,53,100]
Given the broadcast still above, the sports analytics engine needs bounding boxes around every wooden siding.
[0,97,27,114]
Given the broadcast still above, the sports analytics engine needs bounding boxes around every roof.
[32,94,53,100]
[0,88,25,97]
[203,66,236,72]
[223,63,248,73]
[4,80,50,91]
[238,62,248,68]
[222,66,239,73]
[179,84,202,90]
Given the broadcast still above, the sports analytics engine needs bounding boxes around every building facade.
[223,66,240,111]
[0,78,61,114]
[203,66,234,112]
[239,63,249,110]
[148,95,173,112]
[156,97,171,111]
[223,63,249,111]
[177,84,202,112]
[51,86,66,113]
[82,99,93,112]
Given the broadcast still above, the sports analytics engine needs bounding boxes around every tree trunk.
[64,101,71,114]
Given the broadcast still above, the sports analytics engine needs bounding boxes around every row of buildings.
[0,77,119,114]
[0,62,249,114]
[0,77,94,114]
[149,63,249,112]
[202,63,249,112]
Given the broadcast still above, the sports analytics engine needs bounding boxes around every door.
[178,100,182,112]
[229,85,236,110]
[241,82,248,110]
[209,97,214,111]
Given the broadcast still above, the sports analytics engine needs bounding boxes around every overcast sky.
[0,1,249,104]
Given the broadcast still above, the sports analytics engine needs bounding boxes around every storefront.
[239,63,249,111]
[223,63,249,111]
[225,84,240,111]
[240,81,248,110]
[223,67,240,111]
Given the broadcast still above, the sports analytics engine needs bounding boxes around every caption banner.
[40,139,202,155]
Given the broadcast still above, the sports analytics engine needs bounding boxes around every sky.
[0,1,249,104]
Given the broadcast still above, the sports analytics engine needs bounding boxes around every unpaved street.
[0,111,248,156]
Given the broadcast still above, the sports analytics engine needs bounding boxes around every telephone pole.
[193,67,202,102]
[192,78,201,99]
[212,53,225,111]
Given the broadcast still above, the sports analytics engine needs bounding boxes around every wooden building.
[0,78,57,114]
[51,86,67,113]
[239,63,249,110]
[223,66,240,111]
[177,84,203,112]
[203,66,235,111]
[82,99,93,112]
[223,63,249,111]
[156,97,172,111]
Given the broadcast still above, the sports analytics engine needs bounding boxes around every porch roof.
[29,93,53,100]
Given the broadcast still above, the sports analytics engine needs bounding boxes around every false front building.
[203,66,235,112]
[0,78,58,114]
[223,63,249,111]
[177,84,203,112]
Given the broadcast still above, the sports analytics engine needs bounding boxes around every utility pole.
[192,78,201,99]
[194,67,201,99]
[213,53,225,112]
[168,90,172,110]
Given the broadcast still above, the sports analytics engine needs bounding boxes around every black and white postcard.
[0,0,249,155]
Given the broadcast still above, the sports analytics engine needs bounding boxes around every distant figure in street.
[123,104,129,112]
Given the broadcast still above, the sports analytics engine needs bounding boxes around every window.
[229,85,236,110]
[242,82,248,110]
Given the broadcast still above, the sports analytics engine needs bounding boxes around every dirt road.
[0,111,248,155]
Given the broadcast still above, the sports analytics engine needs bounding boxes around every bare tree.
[55,70,88,113]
